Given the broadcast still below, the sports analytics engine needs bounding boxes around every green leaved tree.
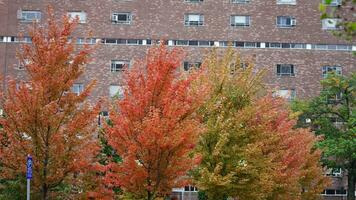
[293,73,356,200]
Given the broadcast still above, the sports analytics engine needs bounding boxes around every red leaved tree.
[104,44,206,200]
[0,7,99,200]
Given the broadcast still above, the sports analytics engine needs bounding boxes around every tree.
[320,0,356,41]
[293,73,356,200]
[104,44,207,200]
[0,7,99,200]
[193,49,329,200]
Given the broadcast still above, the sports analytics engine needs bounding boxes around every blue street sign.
[26,155,32,180]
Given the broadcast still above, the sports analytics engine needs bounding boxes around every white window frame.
[17,10,42,22]
[276,0,297,5]
[184,14,204,26]
[322,0,342,6]
[322,66,342,78]
[109,85,124,98]
[67,11,87,23]
[276,16,296,28]
[230,15,250,27]
[322,18,342,30]
[273,89,296,101]
[111,60,130,72]
[185,0,203,2]
[111,12,132,24]
[231,0,250,3]
[71,83,84,95]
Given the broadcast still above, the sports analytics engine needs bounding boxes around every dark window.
[277,64,295,76]
[184,62,201,71]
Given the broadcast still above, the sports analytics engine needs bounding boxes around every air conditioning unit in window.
[111,14,119,23]
[291,19,297,26]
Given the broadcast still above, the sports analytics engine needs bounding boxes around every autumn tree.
[0,7,99,200]
[104,44,206,200]
[293,73,356,200]
[193,49,329,200]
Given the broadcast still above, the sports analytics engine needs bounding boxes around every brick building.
[0,0,355,199]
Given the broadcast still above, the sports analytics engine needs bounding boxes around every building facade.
[0,0,355,199]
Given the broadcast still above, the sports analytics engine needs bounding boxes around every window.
[276,16,296,27]
[109,85,124,98]
[111,60,130,72]
[277,0,296,5]
[321,189,347,196]
[184,14,204,26]
[76,38,97,44]
[17,10,41,22]
[111,12,132,24]
[184,185,198,192]
[17,59,31,70]
[322,0,342,6]
[98,111,109,126]
[235,42,260,48]
[230,63,248,74]
[312,44,352,51]
[231,0,249,3]
[71,84,84,95]
[322,18,341,30]
[173,40,214,46]
[231,15,250,27]
[330,116,345,128]
[322,66,342,78]
[183,62,201,71]
[185,0,203,2]
[67,11,87,23]
[273,89,296,101]
[277,64,295,76]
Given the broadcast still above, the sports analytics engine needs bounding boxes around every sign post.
[26,155,32,200]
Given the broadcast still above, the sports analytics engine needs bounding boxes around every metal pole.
[27,178,30,200]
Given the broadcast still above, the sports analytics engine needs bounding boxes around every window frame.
[111,60,130,72]
[18,10,42,22]
[231,0,250,4]
[276,16,296,28]
[111,12,132,24]
[276,0,297,5]
[184,14,204,26]
[230,15,251,27]
[183,61,202,71]
[276,64,295,77]
[322,65,342,78]
[71,83,84,96]
[109,85,124,98]
[67,11,87,24]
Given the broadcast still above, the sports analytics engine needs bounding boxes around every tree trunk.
[347,162,356,200]
[42,184,48,200]
[148,191,153,200]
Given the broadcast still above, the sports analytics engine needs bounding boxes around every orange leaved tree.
[193,48,329,200]
[104,44,206,200]
[0,7,99,200]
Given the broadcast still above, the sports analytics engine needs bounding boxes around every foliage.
[320,0,356,41]
[193,48,329,200]
[292,73,356,200]
[0,175,27,200]
[104,44,207,200]
[0,7,99,200]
